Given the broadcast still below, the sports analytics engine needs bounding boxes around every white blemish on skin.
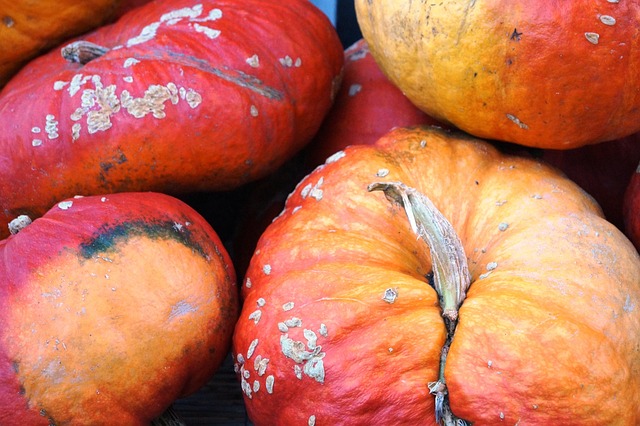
[348,83,362,96]
[263,264,271,275]
[193,23,221,39]
[247,339,259,359]
[254,356,269,376]
[257,298,266,307]
[308,415,316,426]
[248,310,262,324]
[72,123,81,141]
[487,262,498,271]
[585,32,600,44]
[325,150,346,164]
[168,300,198,320]
[278,322,289,333]
[301,177,324,200]
[284,317,302,328]
[318,324,328,337]
[123,76,134,83]
[245,277,252,288]
[265,375,275,394]
[250,105,259,117]
[279,56,294,67]
[45,114,59,139]
[498,222,509,231]
[282,302,294,311]
[253,380,260,393]
[623,295,635,313]
[68,74,92,97]
[599,15,616,26]
[506,113,529,129]
[123,58,140,68]
[383,288,398,303]
[31,127,41,133]
[294,58,302,67]
[127,22,162,47]
[294,364,303,379]
[57,201,73,210]
[237,353,245,365]
[246,54,260,68]
[376,168,390,177]
[304,329,318,350]
[53,81,67,90]
[304,355,325,383]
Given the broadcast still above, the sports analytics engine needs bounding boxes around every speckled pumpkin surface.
[0,0,344,238]
[355,0,640,149]
[233,126,640,425]
[0,192,238,425]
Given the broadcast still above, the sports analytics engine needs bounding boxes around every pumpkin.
[305,38,441,166]
[623,162,640,251]
[0,0,344,239]
[354,1,640,149]
[0,0,122,88]
[233,126,640,425]
[0,191,238,425]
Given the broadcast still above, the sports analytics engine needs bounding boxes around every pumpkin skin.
[355,1,640,149]
[233,126,640,425]
[0,192,238,425]
[305,38,440,166]
[0,0,122,88]
[623,162,640,251]
[0,0,344,239]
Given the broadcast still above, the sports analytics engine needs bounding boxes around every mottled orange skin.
[233,126,640,425]
[0,0,121,87]
[0,0,344,239]
[623,163,640,251]
[355,1,640,149]
[0,192,238,425]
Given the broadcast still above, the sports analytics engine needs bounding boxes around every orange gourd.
[0,192,238,425]
[233,126,640,425]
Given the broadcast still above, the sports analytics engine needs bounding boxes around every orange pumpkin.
[233,126,640,425]
[0,192,238,425]
[0,0,122,87]
[355,1,640,149]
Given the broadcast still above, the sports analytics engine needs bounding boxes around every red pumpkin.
[355,0,640,149]
[0,0,344,238]
[233,126,640,425]
[305,38,440,166]
[624,162,640,251]
[0,192,238,425]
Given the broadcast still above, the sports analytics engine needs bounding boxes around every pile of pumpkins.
[0,0,638,425]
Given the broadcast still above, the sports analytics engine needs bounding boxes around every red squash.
[305,38,441,167]
[0,0,344,238]
[0,192,238,425]
[233,126,640,425]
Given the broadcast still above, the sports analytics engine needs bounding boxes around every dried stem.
[61,40,110,64]
[368,181,471,426]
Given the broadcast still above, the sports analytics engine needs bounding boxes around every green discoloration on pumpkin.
[79,219,207,259]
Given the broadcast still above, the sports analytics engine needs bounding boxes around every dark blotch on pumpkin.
[79,219,207,260]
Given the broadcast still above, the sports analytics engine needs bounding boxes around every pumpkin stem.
[61,40,110,65]
[151,405,186,426]
[368,181,470,320]
[368,181,471,426]
[8,214,32,235]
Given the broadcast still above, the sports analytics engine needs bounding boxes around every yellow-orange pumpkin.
[355,1,640,149]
